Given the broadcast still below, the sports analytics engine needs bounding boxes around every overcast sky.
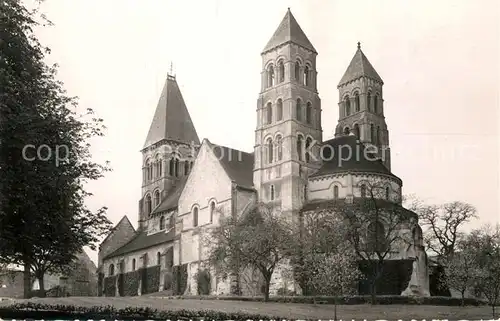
[33,0,499,264]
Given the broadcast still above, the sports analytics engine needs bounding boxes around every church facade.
[98,9,430,297]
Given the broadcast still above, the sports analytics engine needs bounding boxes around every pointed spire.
[262,9,316,54]
[338,43,383,87]
[168,61,175,79]
[143,75,200,148]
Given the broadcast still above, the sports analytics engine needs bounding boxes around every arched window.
[267,65,275,87]
[370,124,375,143]
[354,92,360,112]
[360,184,367,198]
[297,135,304,161]
[184,161,189,175]
[303,185,307,201]
[354,124,360,139]
[174,158,179,177]
[154,190,160,207]
[278,60,284,83]
[294,61,300,81]
[157,252,161,265]
[343,127,350,135]
[160,216,165,230]
[270,185,275,201]
[155,155,162,178]
[305,137,312,163]
[306,102,312,124]
[145,194,152,214]
[367,221,386,252]
[276,99,283,121]
[169,157,175,176]
[193,207,199,227]
[296,99,302,121]
[267,138,273,163]
[385,186,390,200]
[303,65,309,86]
[345,96,351,116]
[367,92,371,111]
[209,201,215,223]
[374,94,379,113]
[266,102,272,124]
[109,264,114,276]
[376,126,381,146]
[145,159,151,181]
[334,185,339,199]
[132,259,136,271]
[275,135,283,161]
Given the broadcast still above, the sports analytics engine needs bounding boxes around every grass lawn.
[0,296,497,320]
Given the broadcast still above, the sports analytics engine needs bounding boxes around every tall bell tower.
[335,43,391,170]
[253,9,322,218]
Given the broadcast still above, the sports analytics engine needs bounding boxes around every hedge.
[0,302,284,321]
[148,294,487,306]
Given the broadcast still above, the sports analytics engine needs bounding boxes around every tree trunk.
[460,290,465,307]
[263,273,271,302]
[334,297,338,321]
[23,261,31,299]
[492,304,496,318]
[37,271,46,298]
[370,281,377,305]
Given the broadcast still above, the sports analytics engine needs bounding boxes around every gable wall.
[98,219,136,268]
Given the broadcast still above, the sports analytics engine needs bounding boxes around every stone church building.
[98,9,430,297]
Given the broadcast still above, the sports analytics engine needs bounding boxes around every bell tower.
[335,43,391,170]
[139,71,200,231]
[253,9,322,218]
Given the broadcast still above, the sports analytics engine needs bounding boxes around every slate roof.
[206,140,254,189]
[310,135,401,183]
[262,9,316,54]
[103,228,175,260]
[151,177,188,215]
[143,75,200,149]
[301,197,416,220]
[99,216,135,248]
[338,44,383,86]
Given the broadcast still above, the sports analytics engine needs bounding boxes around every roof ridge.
[208,141,253,155]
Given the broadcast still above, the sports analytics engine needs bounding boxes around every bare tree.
[417,201,477,258]
[326,179,414,304]
[204,203,293,301]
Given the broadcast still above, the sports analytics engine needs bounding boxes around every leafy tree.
[0,0,112,297]
[308,251,362,320]
[295,210,361,319]
[417,201,477,258]
[441,236,480,306]
[205,203,293,301]
[469,224,500,318]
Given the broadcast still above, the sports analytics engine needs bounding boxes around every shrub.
[147,294,487,306]
[196,269,211,295]
[0,302,283,321]
[45,286,70,297]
